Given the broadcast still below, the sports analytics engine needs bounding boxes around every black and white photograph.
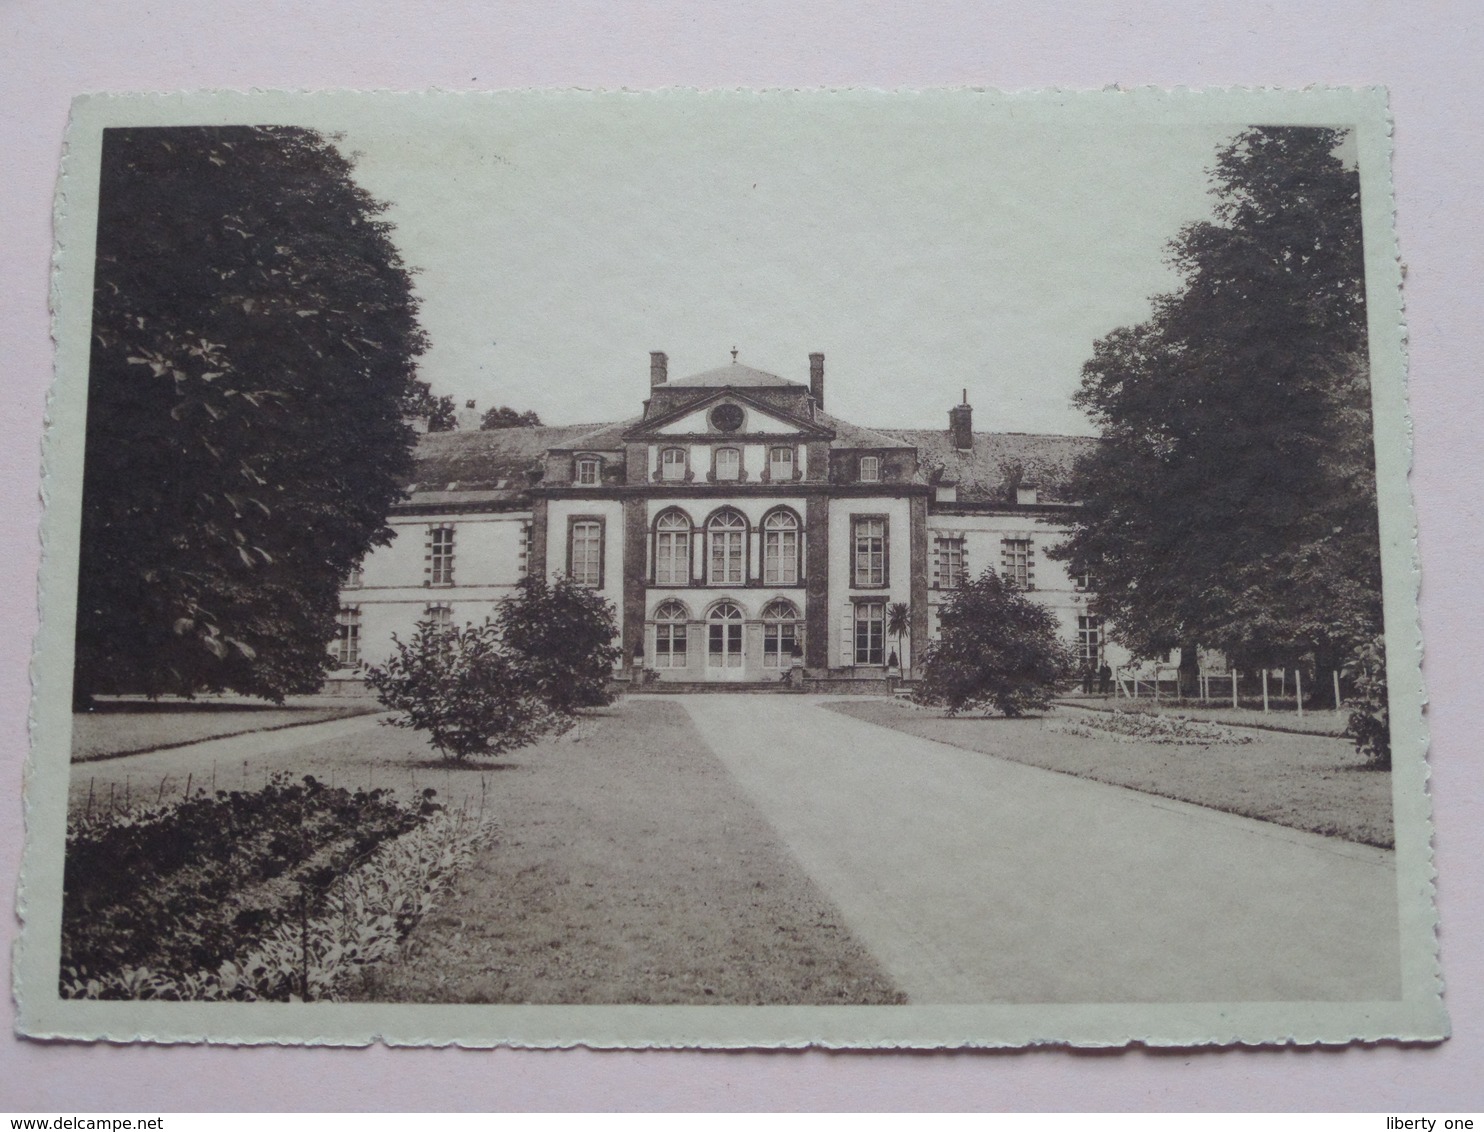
[17,89,1440,1048]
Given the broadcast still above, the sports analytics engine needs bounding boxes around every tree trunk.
[1178,641,1201,700]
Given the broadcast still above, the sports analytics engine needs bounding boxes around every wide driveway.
[676,695,1402,1004]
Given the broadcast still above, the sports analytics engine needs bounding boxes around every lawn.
[72,695,381,762]
[825,699,1394,849]
[69,696,903,1005]
[352,698,904,1005]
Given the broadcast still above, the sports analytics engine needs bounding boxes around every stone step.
[627,680,804,694]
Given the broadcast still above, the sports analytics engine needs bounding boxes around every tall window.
[707,509,746,585]
[1073,563,1096,591]
[1077,615,1104,664]
[654,600,689,668]
[660,447,687,482]
[854,601,885,665]
[1001,537,1033,589]
[853,516,887,587]
[763,509,800,585]
[707,601,744,668]
[935,537,965,589]
[344,564,364,588]
[570,518,603,587]
[859,455,880,482]
[425,603,453,631]
[428,525,455,586]
[654,509,691,585]
[762,598,801,668]
[576,456,601,486]
[714,447,741,481]
[334,606,360,668]
[769,446,794,481]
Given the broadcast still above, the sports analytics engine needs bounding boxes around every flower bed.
[1046,709,1253,746]
[60,774,486,1000]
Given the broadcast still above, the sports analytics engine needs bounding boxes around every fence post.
[1231,670,1238,708]
[1262,669,1269,713]
[1296,668,1304,719]
[1334,669,1342,712]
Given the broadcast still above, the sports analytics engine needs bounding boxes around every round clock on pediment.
[709,403,745,432]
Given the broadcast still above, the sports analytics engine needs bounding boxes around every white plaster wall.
[924,512,1131,666]
[828,496,914,668]
[545,496,626,641]
[337,510,531,667]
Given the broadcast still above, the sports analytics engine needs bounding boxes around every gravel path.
[679,694,1401,1005]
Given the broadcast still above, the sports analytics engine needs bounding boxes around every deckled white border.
[16,87,1444,1048]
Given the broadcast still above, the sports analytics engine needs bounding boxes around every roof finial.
[731,346,738,363]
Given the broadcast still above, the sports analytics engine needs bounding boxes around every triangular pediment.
[625,387,834,441]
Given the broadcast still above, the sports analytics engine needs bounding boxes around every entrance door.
[707,602,746,680]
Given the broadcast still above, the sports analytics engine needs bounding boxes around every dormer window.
[576,456,601,486]
[660,447,687,482]
[859,455,880,483]
[714,447,741,481]
[769,446,794,481]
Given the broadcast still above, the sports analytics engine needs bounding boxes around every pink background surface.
[2,1,1480,1111]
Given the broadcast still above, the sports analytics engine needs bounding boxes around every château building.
[331,353,1123,689]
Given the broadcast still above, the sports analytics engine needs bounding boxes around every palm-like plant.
[886,601,910,670]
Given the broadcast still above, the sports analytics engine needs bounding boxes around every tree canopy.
[913,571,1075,717]
[480,405,544,430]
[1051,127,1381,677]
[75,125,428,704]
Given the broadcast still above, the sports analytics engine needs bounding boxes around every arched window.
[653,599,690,669]
[761,598,801,669]
[762,508,801,585]
[707,509,747,585]
[713,446,741,482]
[653,509,692,586]
[659,447,687,482]
[707,601,744,669]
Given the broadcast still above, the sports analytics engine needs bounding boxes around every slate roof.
[402,424,603,507]
[881,429,1098,504]
[817,411,916,451]
[402,418,1099,511]
[667,362,804,388]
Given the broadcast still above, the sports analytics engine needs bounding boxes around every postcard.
[17,88,1443,1047]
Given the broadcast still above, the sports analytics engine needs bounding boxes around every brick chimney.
[650,351,668,387]
[809,352,825,408]
[949,389,973,450]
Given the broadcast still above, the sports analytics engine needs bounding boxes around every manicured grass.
[72,696,381,762]
[826,699,1394,849]
[352,698,905,1005]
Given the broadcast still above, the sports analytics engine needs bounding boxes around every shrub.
[1343,634,1390,769]
[913,570,1076,717]
[365,618,563,762]
[498,574,622,715]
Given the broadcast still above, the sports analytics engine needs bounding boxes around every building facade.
[332,354,1127,690]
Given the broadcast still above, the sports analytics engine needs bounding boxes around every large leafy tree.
[75,126,428,704]
[1052,127,1381,692]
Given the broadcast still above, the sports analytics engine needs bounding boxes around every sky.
[319,94,1247,437]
